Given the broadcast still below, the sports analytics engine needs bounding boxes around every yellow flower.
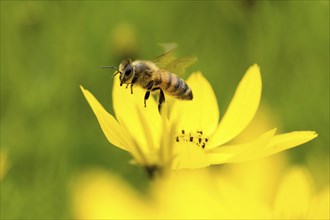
[80,64,317,172]
[273,167,329,219]
[71,168,271,219]
[72,164,329,219]
[219,155,329,219]
[72,169,155,219]
[81,78,172,177]
[0,149,9,180]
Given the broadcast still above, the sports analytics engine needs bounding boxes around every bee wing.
[153,49,177,70]
[158,42,178,52]
[162,56,197,75]
[153,44,197,75]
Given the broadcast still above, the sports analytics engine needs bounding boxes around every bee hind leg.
[151,87,165,113]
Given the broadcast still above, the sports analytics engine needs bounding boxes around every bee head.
[118,59,135,86]
[100,59,135,87]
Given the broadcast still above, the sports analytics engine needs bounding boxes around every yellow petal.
[208,130,317,164]
[273,167,314,219]
[219,154,288,205]
[213,175,272,219]
[80,86,133,152]
[206,128,276,164]
[0,150,9,180]
[209,64,262,148]
[159,104,174,168]
[72,169,153,219]
[169,72,219,136]
[152,170,221,219]
[264,131,318,156]
[112,76,162,157]
[171,142,209,169]
[154,169,271,219]
[308,187,330,219]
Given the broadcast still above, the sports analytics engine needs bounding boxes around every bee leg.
[158,89,165,113]
[143,81,154,108]
[144,91,150,108]
[131,75,138,94]
[146,80,154,90]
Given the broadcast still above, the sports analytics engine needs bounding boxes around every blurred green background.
[1,1,329,218]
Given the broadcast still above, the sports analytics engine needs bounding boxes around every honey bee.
[103,50,196,112]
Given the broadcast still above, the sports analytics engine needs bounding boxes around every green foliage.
[1,1,328,218]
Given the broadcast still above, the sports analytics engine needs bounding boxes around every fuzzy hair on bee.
[102,51,196,112]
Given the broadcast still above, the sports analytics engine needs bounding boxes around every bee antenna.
[100,66,122,77]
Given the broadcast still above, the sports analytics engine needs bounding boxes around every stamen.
[175,130,209,149]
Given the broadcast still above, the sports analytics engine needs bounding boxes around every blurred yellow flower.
[219,155,329,220]
[72,169,155,219]
[273,167,329,219]
[81,64,317,173]
[0,149,9,180]
[72,164,329,219]
[108,22,139,61]
[152,169,271,219]
[72,163,329,219]
[72,168,271,219]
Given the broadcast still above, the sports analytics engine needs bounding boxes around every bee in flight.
[102,49,197,112]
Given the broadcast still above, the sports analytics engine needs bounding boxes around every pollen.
[175,129,209,149]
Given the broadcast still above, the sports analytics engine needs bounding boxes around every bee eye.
[124,66,133,76]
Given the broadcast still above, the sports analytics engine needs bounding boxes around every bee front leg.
[130,84,133,94]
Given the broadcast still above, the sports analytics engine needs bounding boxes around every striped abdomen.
[153,70,193,100]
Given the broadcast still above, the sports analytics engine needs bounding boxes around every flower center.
[175,129,209,149]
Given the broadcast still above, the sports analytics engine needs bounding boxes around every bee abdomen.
[161,73,193,100]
